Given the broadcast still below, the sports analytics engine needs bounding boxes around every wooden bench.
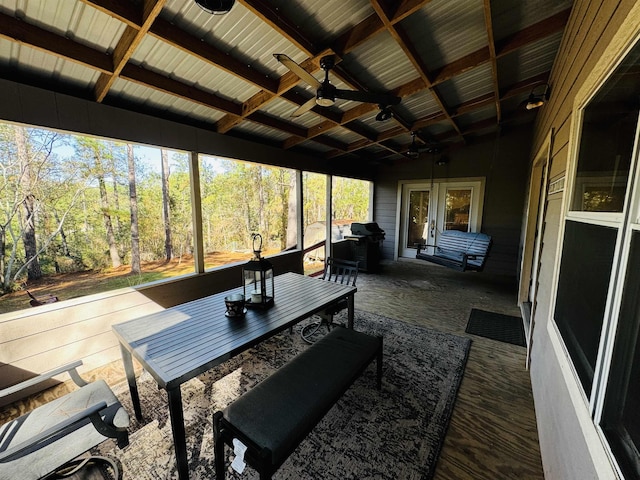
[416,230,492,272]
[213,327,383,480]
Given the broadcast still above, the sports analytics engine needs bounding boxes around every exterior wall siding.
[525,0,640,478]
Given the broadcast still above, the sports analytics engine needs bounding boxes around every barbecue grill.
[346,222,385,272]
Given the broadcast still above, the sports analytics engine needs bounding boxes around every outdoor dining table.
[111,271,356,480]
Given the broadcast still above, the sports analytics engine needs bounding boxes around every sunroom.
[2,0,640,479]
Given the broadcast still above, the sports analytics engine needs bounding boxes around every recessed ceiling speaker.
[195,0,235,14]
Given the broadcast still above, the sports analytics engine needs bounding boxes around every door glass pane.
[445,189,471,232]
[601,231,640,478]
[571,43,640,212]
[554,220,617,396]
[408,190,429,248]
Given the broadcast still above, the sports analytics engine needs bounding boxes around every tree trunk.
[15,126,42,281]
[128,144,141,274]
[161,149,173,262]
[53,211,71,257]
[94,150,121,268]
[286,174,297,249]
[0,226,6,291]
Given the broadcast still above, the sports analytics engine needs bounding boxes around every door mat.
[465,308,526,346]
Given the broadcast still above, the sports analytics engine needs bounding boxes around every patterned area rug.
[95,311,471,480]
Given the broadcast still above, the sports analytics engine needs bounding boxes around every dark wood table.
[112,272,356,480]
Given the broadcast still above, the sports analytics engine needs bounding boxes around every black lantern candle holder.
[243,233,274,309]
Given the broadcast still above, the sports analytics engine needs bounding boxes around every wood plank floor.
[1,259,542,479]
[355,259,543,480]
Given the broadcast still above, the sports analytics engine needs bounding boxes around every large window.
[555,39,640,476]
[0,125,194,313]
[301,174,372,272]
[198,156,297,269]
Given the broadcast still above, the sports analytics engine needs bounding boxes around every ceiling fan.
[273,53,401,118]
[406,131,441,158]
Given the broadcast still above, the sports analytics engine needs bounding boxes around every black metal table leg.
[120,344,142,421]
[167,386,189,480]
[347,294,355,329]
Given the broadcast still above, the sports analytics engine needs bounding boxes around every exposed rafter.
[0,1,572,163]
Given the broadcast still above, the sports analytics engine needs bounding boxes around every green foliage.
[0,124,371,299]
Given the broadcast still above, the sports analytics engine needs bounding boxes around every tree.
[127,144,141,274]
[161,149,173,261]
[15,126,42,280]
[75,137,122,269]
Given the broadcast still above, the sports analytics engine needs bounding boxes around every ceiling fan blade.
[291,97,317,118]
[334,89,401,106]
[273,54,321,89]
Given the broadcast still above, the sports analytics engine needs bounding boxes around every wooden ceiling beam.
[482,0,501,123]
[121,64,242,115]
[496,9,571,57]
[150,19,278,93]
[0,12,112,73]
[94,0,165,102]
[247,111,307,138]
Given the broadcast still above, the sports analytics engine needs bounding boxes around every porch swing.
[414,132,493,272]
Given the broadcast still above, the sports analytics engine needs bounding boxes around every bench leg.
[214,412,226,480]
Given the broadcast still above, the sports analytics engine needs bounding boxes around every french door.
[398,179,484,259]
[399,183,437,258]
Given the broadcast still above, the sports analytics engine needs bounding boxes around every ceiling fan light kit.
[195,0,235,14]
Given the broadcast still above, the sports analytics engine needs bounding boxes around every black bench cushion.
[223,327,380,466]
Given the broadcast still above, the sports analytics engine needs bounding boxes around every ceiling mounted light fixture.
[525,83,551,110]
[195,0,235,14]
[376,105,393,122]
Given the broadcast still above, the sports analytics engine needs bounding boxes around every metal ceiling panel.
[0,0,572,163]
[259,97,321,128]
[343,31,416,91]
[393,89,447,123]
[0,0,124,53]
[233,120,291,142]
[456,104,496,129]
[325,126,364,145]
[110,78,227,124]
[0,40,99,90]
[436,62,494,106]
[131,35,260,103]
[163,0,304,76]
[401,0,487,72]
[491,0,573,41]
[354,110,396,133]
[498,33,563,88]
[264,0,373,46]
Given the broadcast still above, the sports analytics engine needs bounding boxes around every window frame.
[546,30,640,478]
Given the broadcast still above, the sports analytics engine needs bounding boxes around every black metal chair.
[0,360,129,480]
[300,257,359,344]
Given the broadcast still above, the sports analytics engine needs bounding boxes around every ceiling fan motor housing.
[316,82,336,106]
[195,0,235,14]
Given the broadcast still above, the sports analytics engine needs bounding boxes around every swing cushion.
[416,230,491,271]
